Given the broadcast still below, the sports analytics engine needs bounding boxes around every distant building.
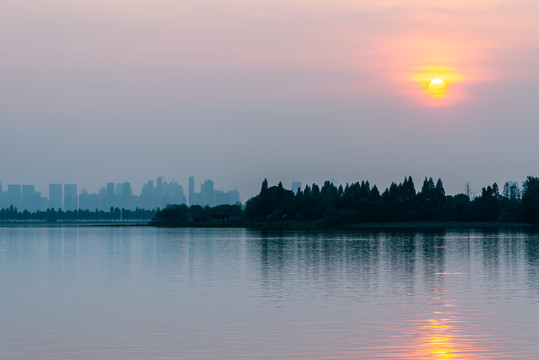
[49,184,63,210]
[140,180,155,209]
[105,182,116,209]
[7,185,21,209]
[0,184,47,211]
[201,179,214,206]
[37,193,47,210]
[138,177,186,210]
[21,185,37,211]
[0,182,5,209]
[0,177,195,212]
[76,178,186,211]
[159,180,186,208]
[118,182,135,209]
[189,176,195,206]
[189,177,240,207]
[79,189,99,210]
[64,184,78,211]
[214,189,241,206]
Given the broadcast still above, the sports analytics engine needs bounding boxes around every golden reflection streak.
[392,271,501,360]
[405,296,497,360]
[416,317,461,360]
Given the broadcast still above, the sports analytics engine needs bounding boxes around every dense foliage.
[0,207,156,222]
[244,176,539,225]
[154,204,244,224]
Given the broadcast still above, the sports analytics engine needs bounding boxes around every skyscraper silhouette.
[49,184,63,209]
[64,184,78,211]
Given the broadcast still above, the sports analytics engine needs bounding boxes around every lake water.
[0,226,538,360]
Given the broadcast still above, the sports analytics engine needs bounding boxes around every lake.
[0,226,538,359]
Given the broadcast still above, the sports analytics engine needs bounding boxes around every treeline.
[154,204,244,224]
[0,206,156,222]
[6,176,539,226]
[244,176,539,225]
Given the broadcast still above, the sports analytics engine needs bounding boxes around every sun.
[428,78,446,96]
[412,66,462,102]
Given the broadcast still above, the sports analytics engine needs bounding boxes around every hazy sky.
[1,0,538,198]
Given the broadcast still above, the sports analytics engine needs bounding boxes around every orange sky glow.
[2,0,536,106]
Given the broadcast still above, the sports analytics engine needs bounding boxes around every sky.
[1,0,538,199]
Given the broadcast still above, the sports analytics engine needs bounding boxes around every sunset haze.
[1,0,538,196]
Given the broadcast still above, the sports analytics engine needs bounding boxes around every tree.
[245,181,295,220]
[402,176,416,202]
[436,178,445,196]
[510,183,520,200]
[417,177,445,220]
[469,185,501,221]
[492,183,499,198]
[521,176,539,223]
[260,179,268,194]
[503,182,511,199]
[311,184,320,197]
[465,182,471,199]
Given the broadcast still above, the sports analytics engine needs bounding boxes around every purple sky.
[1,0,538,198]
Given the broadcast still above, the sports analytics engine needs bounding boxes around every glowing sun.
[412,66,463,103]
[428,78,446,95]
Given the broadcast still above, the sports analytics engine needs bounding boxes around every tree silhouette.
[521,177,539,223]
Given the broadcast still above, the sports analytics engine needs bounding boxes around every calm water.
[0,227,538,360]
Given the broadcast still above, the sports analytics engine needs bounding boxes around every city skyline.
[0,177,241,211]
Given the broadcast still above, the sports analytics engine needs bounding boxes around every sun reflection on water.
[414,314,477,360]
[403,288,501,360]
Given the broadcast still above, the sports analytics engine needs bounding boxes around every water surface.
[0,227,538,359]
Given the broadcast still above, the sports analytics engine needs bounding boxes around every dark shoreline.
[0,221,150,227]
[0,220,535,230]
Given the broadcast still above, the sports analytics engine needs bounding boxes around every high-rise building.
[106,182,115,196]
[162,180,186,207]
[105,182,115,209]
[79,189,99,210]
[201,179,214,207]
[137,178,186,209]
[140,180,155,209]
[118,182,135,209]
[227,189,240,204]
[189,176,239,207]
[189,176,195,206]
[0,177,201,211]
[21,185,36,211]
[120,182,132,198]
[64,184,78,211]
[49,184,63,209]
[7,185,21,208]
[0,182,5,209]
[214,189,241,206]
